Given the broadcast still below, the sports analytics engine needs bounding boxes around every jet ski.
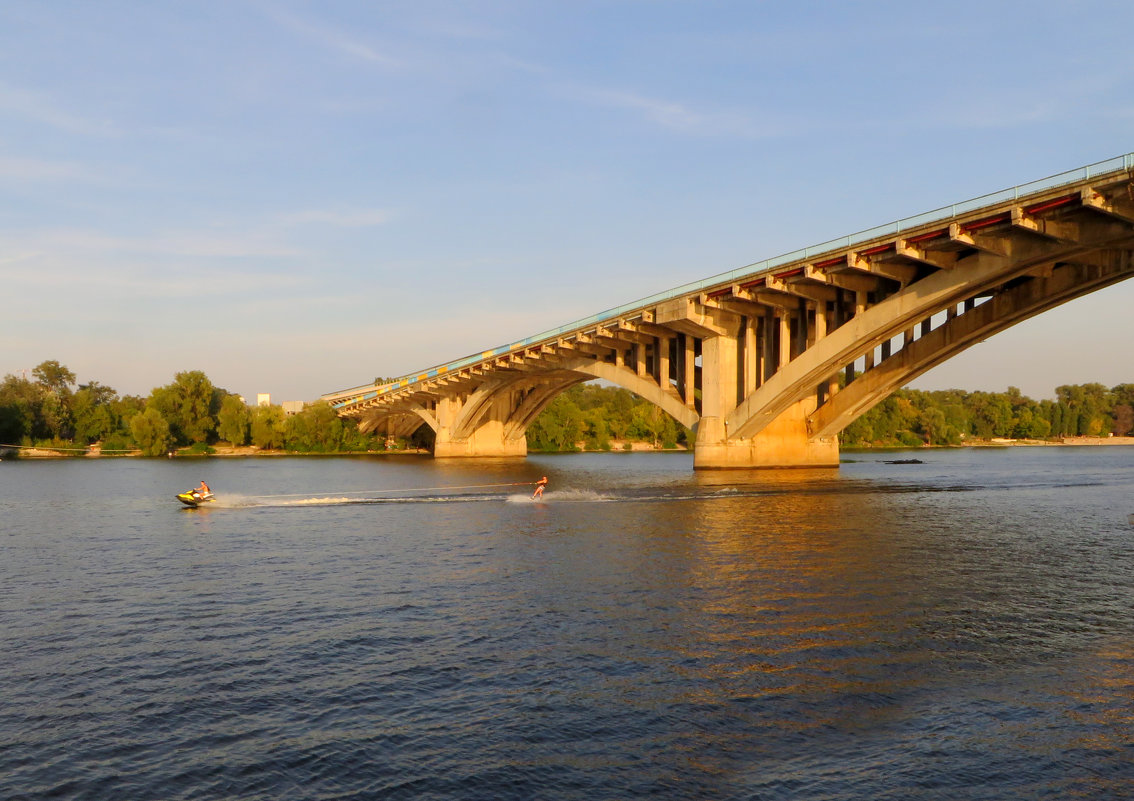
[176,489,215,508]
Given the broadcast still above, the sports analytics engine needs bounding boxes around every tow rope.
[257,481,540,498]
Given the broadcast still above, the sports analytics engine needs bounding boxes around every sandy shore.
[971,436,1134,447]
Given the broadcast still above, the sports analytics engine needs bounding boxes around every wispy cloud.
[0,251,42,267]
[257,2,402,67]
[0,81,119,136]
[0,155,106,183]
[0,247,309,297]
[1,226,305,262]
[281,208,391,227]
[565,84,794,139]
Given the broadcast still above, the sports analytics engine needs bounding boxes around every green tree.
[1111,383,1134,411]
[583,407,611,450]
[149,371,220,444]
[1056,383,1112,436]
[71,382,119,444]
[129,408,173,456]
[1114,404,1134,436]
[32,360,76,396]
[840,412,875,446]
[217,395,251,445]
[970,392,1014,438]
[527,391,585,451]
[1048,401,1065,436]
[284,402,345,451]
[919,407,947,446]
[0,375,34,442]
[0,373,60,442]
[251,405,286,449]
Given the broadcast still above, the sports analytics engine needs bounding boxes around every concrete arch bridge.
[324,155,1134,468]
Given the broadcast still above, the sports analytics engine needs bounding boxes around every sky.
[3,0,1133,403]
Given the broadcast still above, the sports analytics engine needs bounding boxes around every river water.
[2,447,1133,800]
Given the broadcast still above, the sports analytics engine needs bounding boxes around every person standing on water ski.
[532,476,548,499]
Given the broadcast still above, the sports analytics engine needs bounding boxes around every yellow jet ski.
[176,489,215,508]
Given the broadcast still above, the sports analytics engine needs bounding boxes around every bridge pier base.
[433,425,528,458]
[694,399,839,469]
[432,395,528,459]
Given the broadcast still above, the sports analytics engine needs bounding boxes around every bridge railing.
[325,152,1134,406]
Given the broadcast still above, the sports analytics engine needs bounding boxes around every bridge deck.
[325,153,1134,412]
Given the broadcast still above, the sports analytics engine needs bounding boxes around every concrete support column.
[694,329,732,465]
[700,335,737,417]
[778,312,791,369]
[813,302,827,342]
[799,300,811,353]
[763,309,776,382]
[684,336,697,409]
[743,316,758,396]
[658,336,671,391]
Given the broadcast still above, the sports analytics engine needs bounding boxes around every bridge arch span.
[807,252,1133,439]
[355,361,697,458]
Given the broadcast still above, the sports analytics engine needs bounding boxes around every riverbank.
[0,443,431,459]
[969,435,1134,447]
[5,436,1132,459]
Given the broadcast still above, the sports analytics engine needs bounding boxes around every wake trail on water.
[190,473,1113,512]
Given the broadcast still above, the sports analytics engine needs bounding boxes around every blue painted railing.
[326,152,1134,407]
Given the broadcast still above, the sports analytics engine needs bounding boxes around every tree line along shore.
[2,361,1133,458]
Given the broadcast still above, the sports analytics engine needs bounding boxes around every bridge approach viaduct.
[324,155,1134,469]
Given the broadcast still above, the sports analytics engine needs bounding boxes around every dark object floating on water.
[882,459,924,464]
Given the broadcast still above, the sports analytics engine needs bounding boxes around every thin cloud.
[0,155,105,183]
[257,2,403,67]
[0,81,119,137]
[282,208,391,227]
[565,84,794,139]
[2,226,306,260]
[1,249,309,297]
[0,251,42,267]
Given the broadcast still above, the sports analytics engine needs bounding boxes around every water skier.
[532,476,548,500]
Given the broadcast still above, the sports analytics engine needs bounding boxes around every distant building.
[281,400,306,416]
[257,393,271,407]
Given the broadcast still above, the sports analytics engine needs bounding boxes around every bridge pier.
[433,425,528,458]
[431,392,528,459]
[673,299,840,469]
[694,399,840,469]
